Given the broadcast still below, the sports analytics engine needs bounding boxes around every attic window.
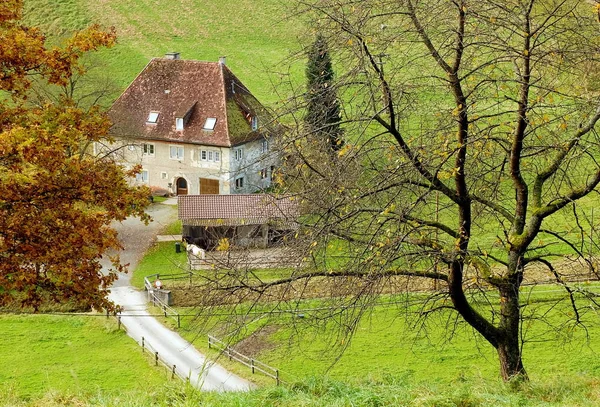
[204,118,217,130]
[147,112,159,124]
[176,117,184,131]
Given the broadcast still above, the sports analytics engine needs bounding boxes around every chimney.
[165,52,181,60]
[218,56,226,65]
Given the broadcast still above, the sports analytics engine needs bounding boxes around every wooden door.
[176,177,188,195]
[200,178,220,194]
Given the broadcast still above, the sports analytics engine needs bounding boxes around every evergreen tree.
[305,34,343,152]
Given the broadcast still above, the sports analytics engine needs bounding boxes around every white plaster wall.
[105,139,233,195]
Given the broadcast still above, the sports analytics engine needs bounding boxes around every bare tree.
[192,0,600,381]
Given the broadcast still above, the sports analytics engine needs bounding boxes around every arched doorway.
[175,177,188,195]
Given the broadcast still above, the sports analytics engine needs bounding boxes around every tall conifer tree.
[305,34,343,152]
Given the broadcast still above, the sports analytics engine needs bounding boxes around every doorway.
[176,177,188,195]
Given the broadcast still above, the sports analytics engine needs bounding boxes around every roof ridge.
[218,62,232,148]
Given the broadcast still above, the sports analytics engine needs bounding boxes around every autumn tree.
[0,0,150,311]
[198,0,600,382]
[305,33,344,152]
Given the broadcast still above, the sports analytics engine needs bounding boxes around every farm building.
[178,194,299,250]
[105,53,279,195]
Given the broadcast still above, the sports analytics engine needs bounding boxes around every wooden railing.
[107,312,181,382]
[144,273,182,328]
[208,334,281,385]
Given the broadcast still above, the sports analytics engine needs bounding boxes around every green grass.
[23,0,306,106]
[3,375,600,406]
[131,241,188,288]
[152,195,168,204]
[163,219,182,235]
[163,287,600,388]
[0,314,170,398]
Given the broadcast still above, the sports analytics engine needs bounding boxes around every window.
[251,116,258,131]
[235,148,244,161]
[142,143,155,156]
[169,145,184,160]
[176,117,184,131]
[136,170,149,183]
[260,168,268,179]
[161,172,168,180]
[261,139,268,153]
[235,176,244,190]
[201,149,220,162]
[147,112,159,123]
[203,117,217,130]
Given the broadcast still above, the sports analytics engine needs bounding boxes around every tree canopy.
[0,0,150,311]
[202,0,600,381]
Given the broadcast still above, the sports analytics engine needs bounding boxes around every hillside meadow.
[23,0,307,106]
[0,314,171,398]
[12,0,600,404]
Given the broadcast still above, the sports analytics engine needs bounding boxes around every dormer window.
[204,118,217,130]
[147,112,159,124]
[174,101,196,131]
[251,116,258,131]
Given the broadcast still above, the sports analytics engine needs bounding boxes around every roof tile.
[108,58,265,147]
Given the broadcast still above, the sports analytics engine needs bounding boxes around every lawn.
[131,241,189,288]
[170,295,599,386]
[23,0,306,106]
[0,314,171,398]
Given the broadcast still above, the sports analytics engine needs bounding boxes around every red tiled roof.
[178,194,299,226]
[108,58,265,147]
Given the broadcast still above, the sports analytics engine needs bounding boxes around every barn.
[178,194,299,250]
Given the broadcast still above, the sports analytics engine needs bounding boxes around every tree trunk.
[497,271,528,381]
[497,337,527,381]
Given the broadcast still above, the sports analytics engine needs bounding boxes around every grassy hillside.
[0,314,170,398]
[23,0,306,105]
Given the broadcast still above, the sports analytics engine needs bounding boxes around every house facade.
[106,53,278,195]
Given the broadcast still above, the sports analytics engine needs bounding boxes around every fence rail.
[208,334,281,385]
[107,312,181,382]
[141,336,179,380]
[144,273,182,328]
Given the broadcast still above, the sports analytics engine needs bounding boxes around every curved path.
[102,199,253,391]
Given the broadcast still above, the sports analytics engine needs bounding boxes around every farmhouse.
[107,53,278,195]
[178,194,299,250]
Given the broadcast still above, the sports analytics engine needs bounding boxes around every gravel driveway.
[102,200,253,391]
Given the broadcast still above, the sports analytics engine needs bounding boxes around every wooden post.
[117,316,121,330]
[106,309,109,319]
[171,365,176,379]
[142,337,145,352]
[163,306,167,317]
[155,351,159,366]
[208,336,211,349]
[276,369,280,386]
[177,314,181,328]
[251,359,255,374]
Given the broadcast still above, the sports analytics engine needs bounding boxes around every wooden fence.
[144,273,183,328]
[107,312,181,382]
[208,334,282,385]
